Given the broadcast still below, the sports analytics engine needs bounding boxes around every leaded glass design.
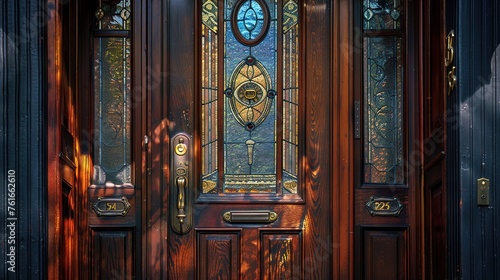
[95,0,131,30]
[224,0,277,193]
[92,0,132,185]
[201,0,219,193]
[363,37,403,184]
[362,0,404,185]
[225,56,274,130]
[363,0,402,30]
[283,0,299,193]
[232,0,270,46]
[201,0,299,194]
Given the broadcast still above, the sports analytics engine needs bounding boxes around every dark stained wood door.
[145,0,334,279]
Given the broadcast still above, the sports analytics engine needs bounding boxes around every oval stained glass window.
[231,0,270,46]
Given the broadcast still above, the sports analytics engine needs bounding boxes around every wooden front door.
[145,0,334,279]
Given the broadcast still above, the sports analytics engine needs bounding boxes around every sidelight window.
[92,0,132,185]
[362,0,404,184]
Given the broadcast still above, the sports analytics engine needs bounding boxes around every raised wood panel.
[260,231,302,280]
[91,228,134,279]
[62,182,76,280]
[362,227,407,280]
[197,231,241,279]
[430,182,446,279]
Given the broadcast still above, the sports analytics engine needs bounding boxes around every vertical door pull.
[176,176,187,224]
[171,133,193,234]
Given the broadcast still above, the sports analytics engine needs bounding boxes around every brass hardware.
[365,196,403,217]
[244,89,257,99]
[175,138,187,156]
[222,210,278,223]
[447,66,456,95]
[445,30,457,95]
[445,30,455,67]
[92,196,131,217]
[176,176,187,224]
[477,178,490,206]
[354,101,361,139]
[171,133,192,234]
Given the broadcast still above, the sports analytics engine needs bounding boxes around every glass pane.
[201,0,219,193]
[363,37,403,184]
[93,37,132,185]
[223,0,277,193]
[363,0,402,30]
[201,0,299,195]
[95,0,132,30]
[282,0,299,193]
[235,0,266,40]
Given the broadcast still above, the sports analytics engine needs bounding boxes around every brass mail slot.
[223,210,278,223]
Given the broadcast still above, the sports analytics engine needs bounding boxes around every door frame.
[43,0,432,278]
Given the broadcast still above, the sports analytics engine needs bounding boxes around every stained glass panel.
[223,0,277,193]
[201,0,299,194]
[93,37,132,185]
[95,0,131,30]
[283,0,299,193]
[201,0,219,193]
[363,0,402,30]
[363,36,403,184]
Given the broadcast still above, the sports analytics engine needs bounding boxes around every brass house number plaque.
[92,196,131,217]
[365,196,403,216]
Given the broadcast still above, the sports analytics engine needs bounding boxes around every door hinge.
[354,101,361,139]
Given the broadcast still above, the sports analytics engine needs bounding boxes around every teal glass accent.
[236,0,266,40]
[363,0,402,30]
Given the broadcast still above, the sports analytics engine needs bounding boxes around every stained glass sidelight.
[93,0,132,185]
[362,0,404,184]
[363,37,403,184]
[201,0,300,194]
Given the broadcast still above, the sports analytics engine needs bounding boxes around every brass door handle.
[170,133,192,234]
[176,176,187,224]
